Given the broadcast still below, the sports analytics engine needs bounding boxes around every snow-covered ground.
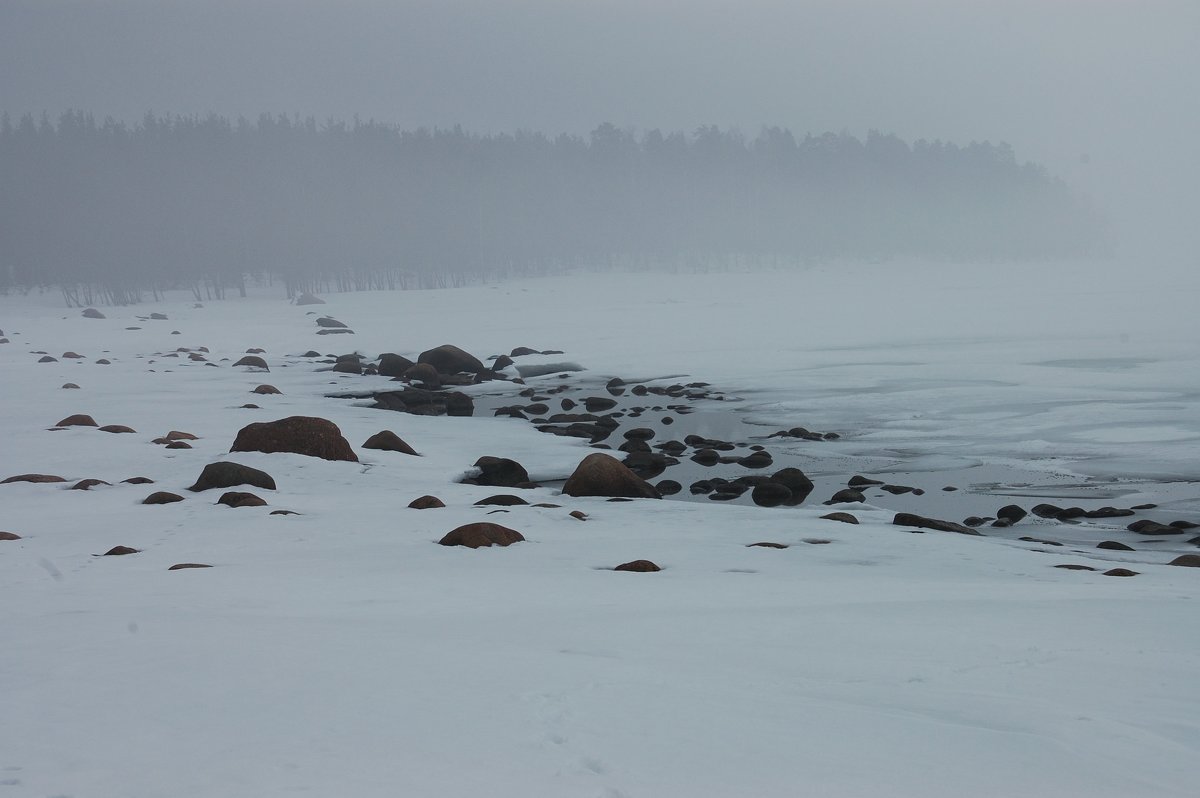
[2,259,1198,797]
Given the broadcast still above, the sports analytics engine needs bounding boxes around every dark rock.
[270,510,300,516]
[563,452,661,499]
[465,456,531,488]
[166,441,192,449]
[438,522,525,548]
[362,430,419,455]
[1055,507,1087,521]
[820,512,859,524]
[57,414,98,427]
[99,424,136,433]
[751,482,792,507]
[770,468,814,504]
[71,478,110,490]
[1085,507,1135,519]
[62,351,84,359]
[738,451,774,469]
[169,563,213,570]
[102,545,139,556]
[217,491,268,508]
[1127,520,1184,536]
[892,512,980,535]
[1018,536,1063,546]
[475,494,529,506]
[1103,568,1139,577]
[584,397,618,412]
[623,427,656,441]
[964,517,990,527]
[122,476,154,485]
[614,559,660,572]
[294,293,325,305]
[848,475,884,487]
[880,484,916,495]
[691,448,720,466]
[37,356,58,363]
[315,328,354,335]
[655,479,682,496]
[0,531,22,541]
[1054,564,1097,571]
[61,383,80,389]
[1170,520,1200,529]
[419,344,486,375]
[143,491,184,505]
[690,480,714,495]
[377,353,415,377]
[232,355,269,370]
[82,308,105,319]
[333,359,363,375]
[621,451,675,480]
[1097,540,1135,551]
[1131,503,1157,510]
[510,346,539,357]
[2,473,66,484]
[188,461,276,492]
[997,505,1027,523]
[408,495,446,509]
[827,488,866,504]
[230,416,358,462]
[403,362,441,388]
[1167,554,1200,567]
[748,542,789,549]
[1031,503,1064,519]
[252,384,282,395]
[372,388,473,417]
[316,316,348,329]
[569,510,587,521]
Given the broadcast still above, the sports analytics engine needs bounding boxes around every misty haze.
[1,2,1197,797]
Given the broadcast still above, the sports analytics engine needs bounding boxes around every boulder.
[188,462,276,492]
[562,452,661,499]
[82,308,105,319]
[333,359,363,375]
[827,488,866,504]
[614,559,661,572]
[0,531,22,541]
[122,476,154,485]
[102,545,139,556]
[217,491,268,508]
[169,563,213,570]
[362,430,419,455]
[751,482,792,507]
[294,293,325,305]
[893,512,980,535]
[403,362,441,388]
[61,383,80,389]
[143,491,185,505]
[1097,540,1135,551]
[438,522,525,548]
[230,416,358,462]
[377,353,415,378]
[2,473,66,484]
[418,344,486,375]
[99,424,136,433]
[316,316,348,329]
[37,356,58,363]
[57,414,98,427]
[409,495,446,509]
[166,431,199,441]
[770,468,814,504]
[465,456,531,487]
[1103,568,1139,577]
[475,494,529,506]
[1168,554,1200,567]
[820,512,860,524]
[232,355,269,370]
[71,478,110,490]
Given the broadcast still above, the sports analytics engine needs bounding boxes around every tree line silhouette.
[0,111,1106,304]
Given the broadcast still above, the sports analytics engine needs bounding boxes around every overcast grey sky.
[2,0,1197,259]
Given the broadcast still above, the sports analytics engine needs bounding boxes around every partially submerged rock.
[893,512,980,535]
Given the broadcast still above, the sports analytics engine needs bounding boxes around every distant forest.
[0,111,1106,304]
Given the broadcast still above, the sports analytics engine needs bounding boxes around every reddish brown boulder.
[188,461,276,492]
[169,563,213,570]
[377,353,415,378]
[362,430,419,455]
[418,344,486,375]
[166,431,199,441]
[252,385,281,395]
[409,495,446,509]
[143,491,184,505]
[102,545,139,556]
[562,453,661,499]
[438,522,524,548]
[62,351,84,359]
[57,414,98,427]
[230,416,358,462]
[2,473,66,484]
[0,531,21,541]
[71,478,110,490]
[820,512,860,524]
[614,559,661,572]
[122,476,155,484]
[99,424,136,433]
[1168,554,1200,567]
[403,362,441,388]
[166,441,192,449]
[217,491,268,508]
[569,510,587,521]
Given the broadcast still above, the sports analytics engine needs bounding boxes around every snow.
[1,259,1199,797]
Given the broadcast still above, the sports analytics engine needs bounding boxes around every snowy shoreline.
[2,262,1199,797]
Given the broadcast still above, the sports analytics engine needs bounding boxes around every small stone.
[56,414,98,427]
[122,476,155,484]
[102,545,139,556]
[70,478,110,490]
[0,531,22,541]
[408,495,446,509]
[142,491,184,505]
[569,510,587,521]
[1103,568,1139,577]
[98,424,136,433]
[438,522,524,548]
[820,512,859,524]
[1097,541,1135,551]
[1167,554,1200,567]
[747,542,789,549]
[61,383,81,389]
[251,384,281,395]
[1,473,66,484]
[168,563,212,570]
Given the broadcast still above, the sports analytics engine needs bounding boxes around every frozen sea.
[1,258,1198,797]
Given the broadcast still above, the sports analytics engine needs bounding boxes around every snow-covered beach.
[2,259,1199,797]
